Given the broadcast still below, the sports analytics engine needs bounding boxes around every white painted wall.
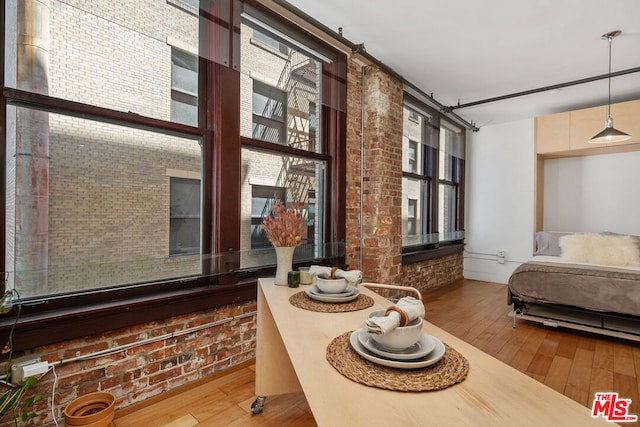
[463,119,536,284]
[543,152,640,235]
[464,118,640,285]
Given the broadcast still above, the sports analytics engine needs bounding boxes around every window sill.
[402,242,464,264]
[0,279,257,353]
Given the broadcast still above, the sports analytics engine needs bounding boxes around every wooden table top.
[256,279,611,426]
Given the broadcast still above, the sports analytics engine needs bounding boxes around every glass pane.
[402,177,424,245]
[439,122,464,181]
[403,105,435,174]
[240,148,325,267]
[240,17,323,152]
[439,183,457,235]
[5,106,202,298]
[170,178,201,255]
[172,50,199,96]
[6,0,201,124]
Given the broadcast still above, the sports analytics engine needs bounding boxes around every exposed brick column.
[358,65,403,284]
[345,61,363,271]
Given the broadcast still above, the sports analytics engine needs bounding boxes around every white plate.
[358,330,436,360]
[308,285,355,298]
[350,329,446,369]
[305,287,360,303]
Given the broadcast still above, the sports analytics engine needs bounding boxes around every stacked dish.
[350,310,445,369]
[305,283,360,303]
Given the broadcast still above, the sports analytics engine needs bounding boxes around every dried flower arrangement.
[261,194,305,247]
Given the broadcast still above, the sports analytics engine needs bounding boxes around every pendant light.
[589,30,631,143]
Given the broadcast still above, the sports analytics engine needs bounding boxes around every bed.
[508,231,640,341]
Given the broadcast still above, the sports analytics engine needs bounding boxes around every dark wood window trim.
[402,93,466,257]
[0,2,346,353]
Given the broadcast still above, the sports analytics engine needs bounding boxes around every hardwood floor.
[113,279,640,426]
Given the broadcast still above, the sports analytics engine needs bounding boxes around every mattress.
[508,256,640,317]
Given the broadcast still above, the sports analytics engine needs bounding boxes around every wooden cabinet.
[610,99,640,146]
[569,105,608,150]
[535,98,640,231]
[537,98,640,155]
[535,112,570,153]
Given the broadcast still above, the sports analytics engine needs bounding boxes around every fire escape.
[252,49,319,252]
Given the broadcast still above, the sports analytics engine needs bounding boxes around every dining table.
[254,277,612,426]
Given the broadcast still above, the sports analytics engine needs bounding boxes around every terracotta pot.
[63,391,115,427]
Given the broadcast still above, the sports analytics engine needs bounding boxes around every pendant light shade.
[588,30,631,144]
[589,117,631,143]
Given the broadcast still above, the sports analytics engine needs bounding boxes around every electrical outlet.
[11,358,48,384]
[497,250,506,264]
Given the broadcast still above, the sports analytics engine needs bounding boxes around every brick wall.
[0,301,256,427]
[401,253,464,294]
[345,63,462,293]
[359,66,404,284]
[345,61,363,270]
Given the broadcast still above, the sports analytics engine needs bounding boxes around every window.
[401,97,465,249]
[438,121,465,241]
[170,177,201,256]
[1,0,347,349]
[407,139,418,173]
[240,8,325,154]
[407,199,418,236]
[5,107,203,297]
[171,48,199,127]
[241,149,326,267]
[239,4,342,270]
[252,29,289,55]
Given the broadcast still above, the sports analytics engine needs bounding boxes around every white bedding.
[530,255,640,272]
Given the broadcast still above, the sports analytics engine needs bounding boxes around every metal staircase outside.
[252,48,320,252]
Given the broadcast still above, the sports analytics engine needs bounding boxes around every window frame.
[401,94,465,261]
[0,0,347,352]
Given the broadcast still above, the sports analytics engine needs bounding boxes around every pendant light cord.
[606,34,612,119]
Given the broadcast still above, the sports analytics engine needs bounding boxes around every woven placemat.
[326,331,469,392]
[289,291,375,313]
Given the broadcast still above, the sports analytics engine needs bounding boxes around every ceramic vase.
[274,246,295,286]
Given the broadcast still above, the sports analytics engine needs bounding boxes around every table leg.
[255,285,303,398]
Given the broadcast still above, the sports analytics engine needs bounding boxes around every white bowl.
[316,277,348,293]
[367,310,423,350]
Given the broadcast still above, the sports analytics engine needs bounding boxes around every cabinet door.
[536,112,570,153]
[610,100,640,146]
[569,105,608,150]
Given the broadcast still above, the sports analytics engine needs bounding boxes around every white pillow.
[559,233,640,267]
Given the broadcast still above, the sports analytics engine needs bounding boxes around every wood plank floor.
[113,279,640,426]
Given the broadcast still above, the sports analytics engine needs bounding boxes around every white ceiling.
[284,0,640,129]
